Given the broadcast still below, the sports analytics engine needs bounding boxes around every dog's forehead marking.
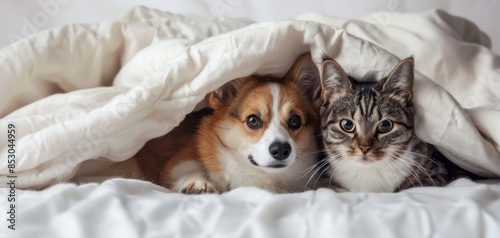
[269,83,280,121]
[265,83,288,142]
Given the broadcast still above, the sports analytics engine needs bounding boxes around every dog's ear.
[208,77,247,109]
[284,53,322,109]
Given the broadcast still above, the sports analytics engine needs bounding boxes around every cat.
[317,57,452,193]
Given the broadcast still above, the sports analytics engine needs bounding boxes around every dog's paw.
[180,180,218,194]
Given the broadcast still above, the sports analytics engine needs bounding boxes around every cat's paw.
[180,180,218,194]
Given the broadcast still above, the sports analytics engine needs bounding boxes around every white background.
[1,0,499,53]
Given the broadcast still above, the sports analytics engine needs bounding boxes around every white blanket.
[1,6,499,238]
[1,178,500,238]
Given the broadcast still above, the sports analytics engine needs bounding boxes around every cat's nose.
[357,135,372,154]
[359,145,372,154]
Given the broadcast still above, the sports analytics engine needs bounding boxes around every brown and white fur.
[135,54,322,194]
[318,57,452,193]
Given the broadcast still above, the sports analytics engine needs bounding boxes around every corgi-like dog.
[134,53,323,194]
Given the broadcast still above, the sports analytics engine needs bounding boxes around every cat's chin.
[350,155,381,164]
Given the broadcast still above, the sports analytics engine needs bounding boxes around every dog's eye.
[287,114,302,130]
[340,119,355,132]
[246,115,263,129]
[378,120,393,133]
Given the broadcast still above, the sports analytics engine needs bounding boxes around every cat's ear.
[208,77,247,109]
[321,59,352,100]
[382,57,414,100]
[284,53,322,108]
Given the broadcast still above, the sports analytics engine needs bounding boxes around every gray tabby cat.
[319,57,449,193]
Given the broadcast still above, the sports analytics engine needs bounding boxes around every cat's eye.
[340,119,355,132]
[287,114,302,130]
[246,115,263,129]
[378,120,393,133]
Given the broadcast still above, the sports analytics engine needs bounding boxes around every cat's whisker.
[401,158,438,187]
[311,153,345,187]
[300,159,328,180]
[305,153,343,187]
[381,158,409,191]
[314,133,324,137]
[387,149,444,187]
[298,150,325,156]
[390,151,438,175]
[397,155,436,187]
[329,153,348,181]
[376,161,392,189]
[386,148,442,167]
[305,162,330,188]
[328,158,349,187]
[313,163,333,187]
[302,159,326,172]
[388,155,423,187]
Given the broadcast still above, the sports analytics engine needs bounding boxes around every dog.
[133,53,322,194]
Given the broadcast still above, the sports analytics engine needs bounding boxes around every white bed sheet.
[1,178,500,238]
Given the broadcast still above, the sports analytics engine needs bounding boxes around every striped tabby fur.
[318,57,449,192]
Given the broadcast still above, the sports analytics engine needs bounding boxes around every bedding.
[0,6,499,238]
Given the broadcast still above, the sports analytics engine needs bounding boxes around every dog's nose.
[269,142,291,160]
